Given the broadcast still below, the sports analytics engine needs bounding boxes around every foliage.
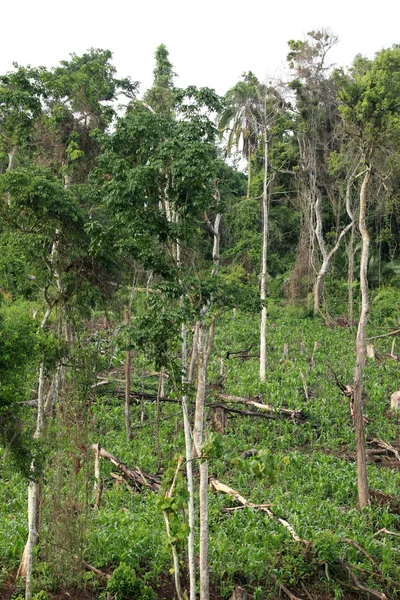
[102,563,156,600]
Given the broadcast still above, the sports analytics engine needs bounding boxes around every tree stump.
[211,406,227,433]
[391,391,400,411]
[229,586,249,600]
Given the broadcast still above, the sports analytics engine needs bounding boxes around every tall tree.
[219,72,261,199]
[337,45,400,508]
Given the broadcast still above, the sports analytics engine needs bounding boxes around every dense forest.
[1,31,400,600]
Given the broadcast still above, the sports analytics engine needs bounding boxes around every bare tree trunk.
[247,144,251,200]
[124,307,132,441]
[188,323,200,384]
[348,224,355,322]
[353,168,371,510]
[192,323,209,600]
[19,355,48,596]
[176,235,196,600]
[260,127,269,382]
[313,163,360,315]
[162,457,184,600]
[5,145,16,206]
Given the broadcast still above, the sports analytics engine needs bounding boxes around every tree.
[336,45,400,508]
[219,72,261,199]
[287,30,355,313]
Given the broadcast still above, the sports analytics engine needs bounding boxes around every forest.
[0,30,400,600]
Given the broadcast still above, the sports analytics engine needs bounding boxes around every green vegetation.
[0,35,400,600]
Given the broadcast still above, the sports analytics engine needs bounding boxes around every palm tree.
[218,72,261,199]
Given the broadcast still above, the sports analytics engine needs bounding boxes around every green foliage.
[102,563,156,600]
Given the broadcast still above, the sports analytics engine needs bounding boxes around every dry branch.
[280,584,303,600]
[210,479,307,543]
[91,444,161,491]
[371,439,400,462]
[342,537,377,567]
[110,472,136,494]
[339,561,387,599]
[74,557,111,580]
[367,328,400,341]
[373,528,400,538]
[214,394,305,420]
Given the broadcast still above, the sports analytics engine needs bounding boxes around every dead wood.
[212,404,278,421]
[342,537,377,567]
[214,394,305,420]
[228,354,260,360]
[374,528,400,538]
[370,439,400,462]
[94,479,104,509]
[338,560,387,599]
[280,583,303,600]
[229,586,249,600]
[91,444,161,491]
[110,472,136,494]
[210,478,307,543]
[74,557,111,580]
[367,328,400,341]
[225,345,254,359]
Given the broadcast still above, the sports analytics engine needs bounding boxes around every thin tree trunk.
[260,127,268,382]
[353,167,371,509]
[177,234,196,600]
[192,323,209,600]
[247,144,251,200]
[5,145,16,206]
[313,163,360,315]
[124,307,132,441]
[348,224,355,322]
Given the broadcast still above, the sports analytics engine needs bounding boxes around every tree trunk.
[5,145,16,206]
[247,144,251,200]
[177,235,196,600]
[124,307,132,441]
[313,164,359,315]
[260,127,268,382]
[353,168,371,510]
[193,323,209,600]
[348,224,355,323]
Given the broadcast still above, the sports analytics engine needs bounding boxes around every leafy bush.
[102,563,156,600]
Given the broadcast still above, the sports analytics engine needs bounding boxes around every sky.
[1,0,399,96]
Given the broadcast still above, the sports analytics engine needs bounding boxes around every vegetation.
[0,35,400,600]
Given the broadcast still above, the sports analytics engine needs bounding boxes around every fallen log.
[210,478,307,544]
[74,557,111,580]
[370,439,400,463]
[215,394,305,421]
[90,444,161,491]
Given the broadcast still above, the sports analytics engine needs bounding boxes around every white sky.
[1,0,399,96]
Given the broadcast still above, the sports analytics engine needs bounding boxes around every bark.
[192,323,209,600]
[188,323,200,384]
[260,127,269,382]
[347,224,355,323]
[178,220,196,599]
[353,168,371,509]
[19,303,53,592]
[163,457,184,600]
[124,308,132,441]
